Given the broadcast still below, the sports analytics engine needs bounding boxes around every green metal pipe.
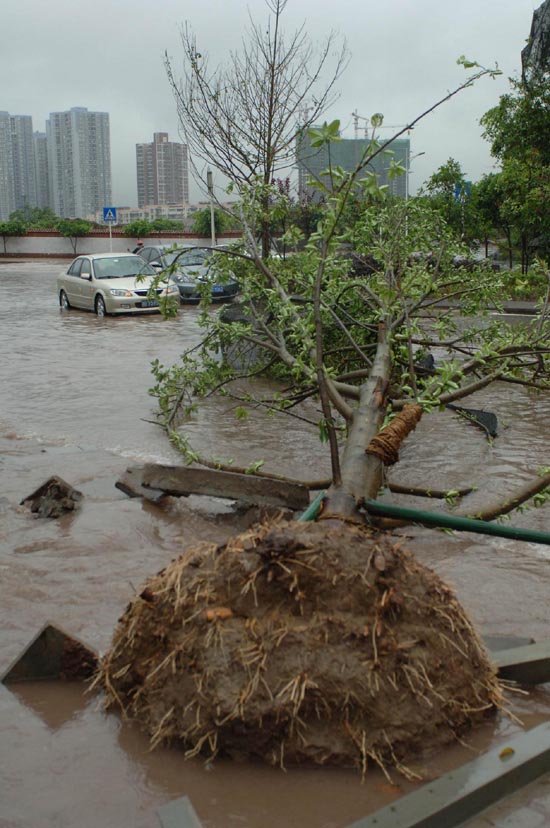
[298,490,325,521]
[363,499,550,546]
[298,492,550,546]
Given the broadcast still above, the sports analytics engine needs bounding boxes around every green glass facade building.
[296,129,411,200]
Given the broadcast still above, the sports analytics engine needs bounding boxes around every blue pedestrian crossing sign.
[103,207,117,223]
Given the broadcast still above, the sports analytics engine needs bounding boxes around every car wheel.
[59,290,71,310]
[95,295,107,317]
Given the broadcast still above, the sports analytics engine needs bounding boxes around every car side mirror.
[80,272,91,280]
[150,261,163,269]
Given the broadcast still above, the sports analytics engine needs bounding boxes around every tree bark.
[321,324,391,520]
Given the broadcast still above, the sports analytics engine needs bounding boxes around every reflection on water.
[2,264,550,827]
[8,680,91,732]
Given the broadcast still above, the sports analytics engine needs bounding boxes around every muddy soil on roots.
[97,519,501,777]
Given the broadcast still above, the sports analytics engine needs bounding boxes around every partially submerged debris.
[116,464,310,510]
[96,519,501,776]
[346,722,550,828]
[447,404,499,439]
[20,475,82,518]
[495,641,550,686]
[2,623,98,684]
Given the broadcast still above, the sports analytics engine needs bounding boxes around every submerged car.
[137,245,240,303]
[56,253,180,316]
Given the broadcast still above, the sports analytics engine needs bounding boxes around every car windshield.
[93,257,155,279]
[162,250,190,267]
[178,251,210,267]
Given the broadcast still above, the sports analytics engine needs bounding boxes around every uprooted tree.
[95,58,550,776]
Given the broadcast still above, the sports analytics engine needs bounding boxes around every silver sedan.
[56,253,180,316]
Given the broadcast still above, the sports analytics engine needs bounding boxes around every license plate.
[212,285,224,293]
[141,299,158,307]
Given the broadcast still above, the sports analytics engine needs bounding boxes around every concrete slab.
[157,795,203,828]
[346,723,550,828]
[1,623,98,683]
[494,641,550,685]
[483,635,535,653]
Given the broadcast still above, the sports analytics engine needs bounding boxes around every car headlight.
[109,289,133,296]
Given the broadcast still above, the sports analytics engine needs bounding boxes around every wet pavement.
[1,261,550,827]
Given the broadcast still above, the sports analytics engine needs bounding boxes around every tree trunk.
[322,324,391,520]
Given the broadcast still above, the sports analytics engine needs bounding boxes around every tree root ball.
[96,519,501,776]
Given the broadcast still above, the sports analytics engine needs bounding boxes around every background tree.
[480,72,550,269]
[123,220,153,239]
[481,74,550,165]
[473,173,514,264]
[418,158,477,241]
[56,219,92,255]
[497,153,550,271]
[150,218,184,233]
[0,220,27,254]
[192,207,227,238]
[8,205,59,229]
[165,0,348,258]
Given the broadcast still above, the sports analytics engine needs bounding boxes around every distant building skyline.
[1,106,411,224]
[136,132,189,209]
[0,107,113,220]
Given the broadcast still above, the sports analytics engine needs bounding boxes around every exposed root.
[96,519,502,777]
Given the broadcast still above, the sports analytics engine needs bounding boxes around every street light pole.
[207,169,216,247]
[406,151,425,202]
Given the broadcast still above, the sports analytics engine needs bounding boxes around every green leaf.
[245,460,265,474]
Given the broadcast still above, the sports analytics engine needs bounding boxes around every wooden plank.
[139,463,310,510]
[115,466,166,503]
[347,723,550,828]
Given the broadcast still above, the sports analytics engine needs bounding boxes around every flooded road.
[2,261,550,827]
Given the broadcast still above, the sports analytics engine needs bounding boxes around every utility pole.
[207,169,216,247]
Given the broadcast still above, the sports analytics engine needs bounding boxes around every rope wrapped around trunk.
[365,404,423,466]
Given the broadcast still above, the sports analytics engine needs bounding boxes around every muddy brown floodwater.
[2,261,550,828]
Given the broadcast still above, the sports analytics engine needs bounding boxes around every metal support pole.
[207,169,216,247]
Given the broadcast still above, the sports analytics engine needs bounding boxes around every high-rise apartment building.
[136,132,189,208]
[297,128,410,200]
[33,132,50,210]
[47,107,112,218]
[0,111,40,219]
[10,115,37,211]
[0,112,15,220]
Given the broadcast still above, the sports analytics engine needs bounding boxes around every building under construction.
[296,121,411,201]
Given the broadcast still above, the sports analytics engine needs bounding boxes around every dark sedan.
[137,245,240,303]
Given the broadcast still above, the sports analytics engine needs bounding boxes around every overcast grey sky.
[2,0,538,206]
